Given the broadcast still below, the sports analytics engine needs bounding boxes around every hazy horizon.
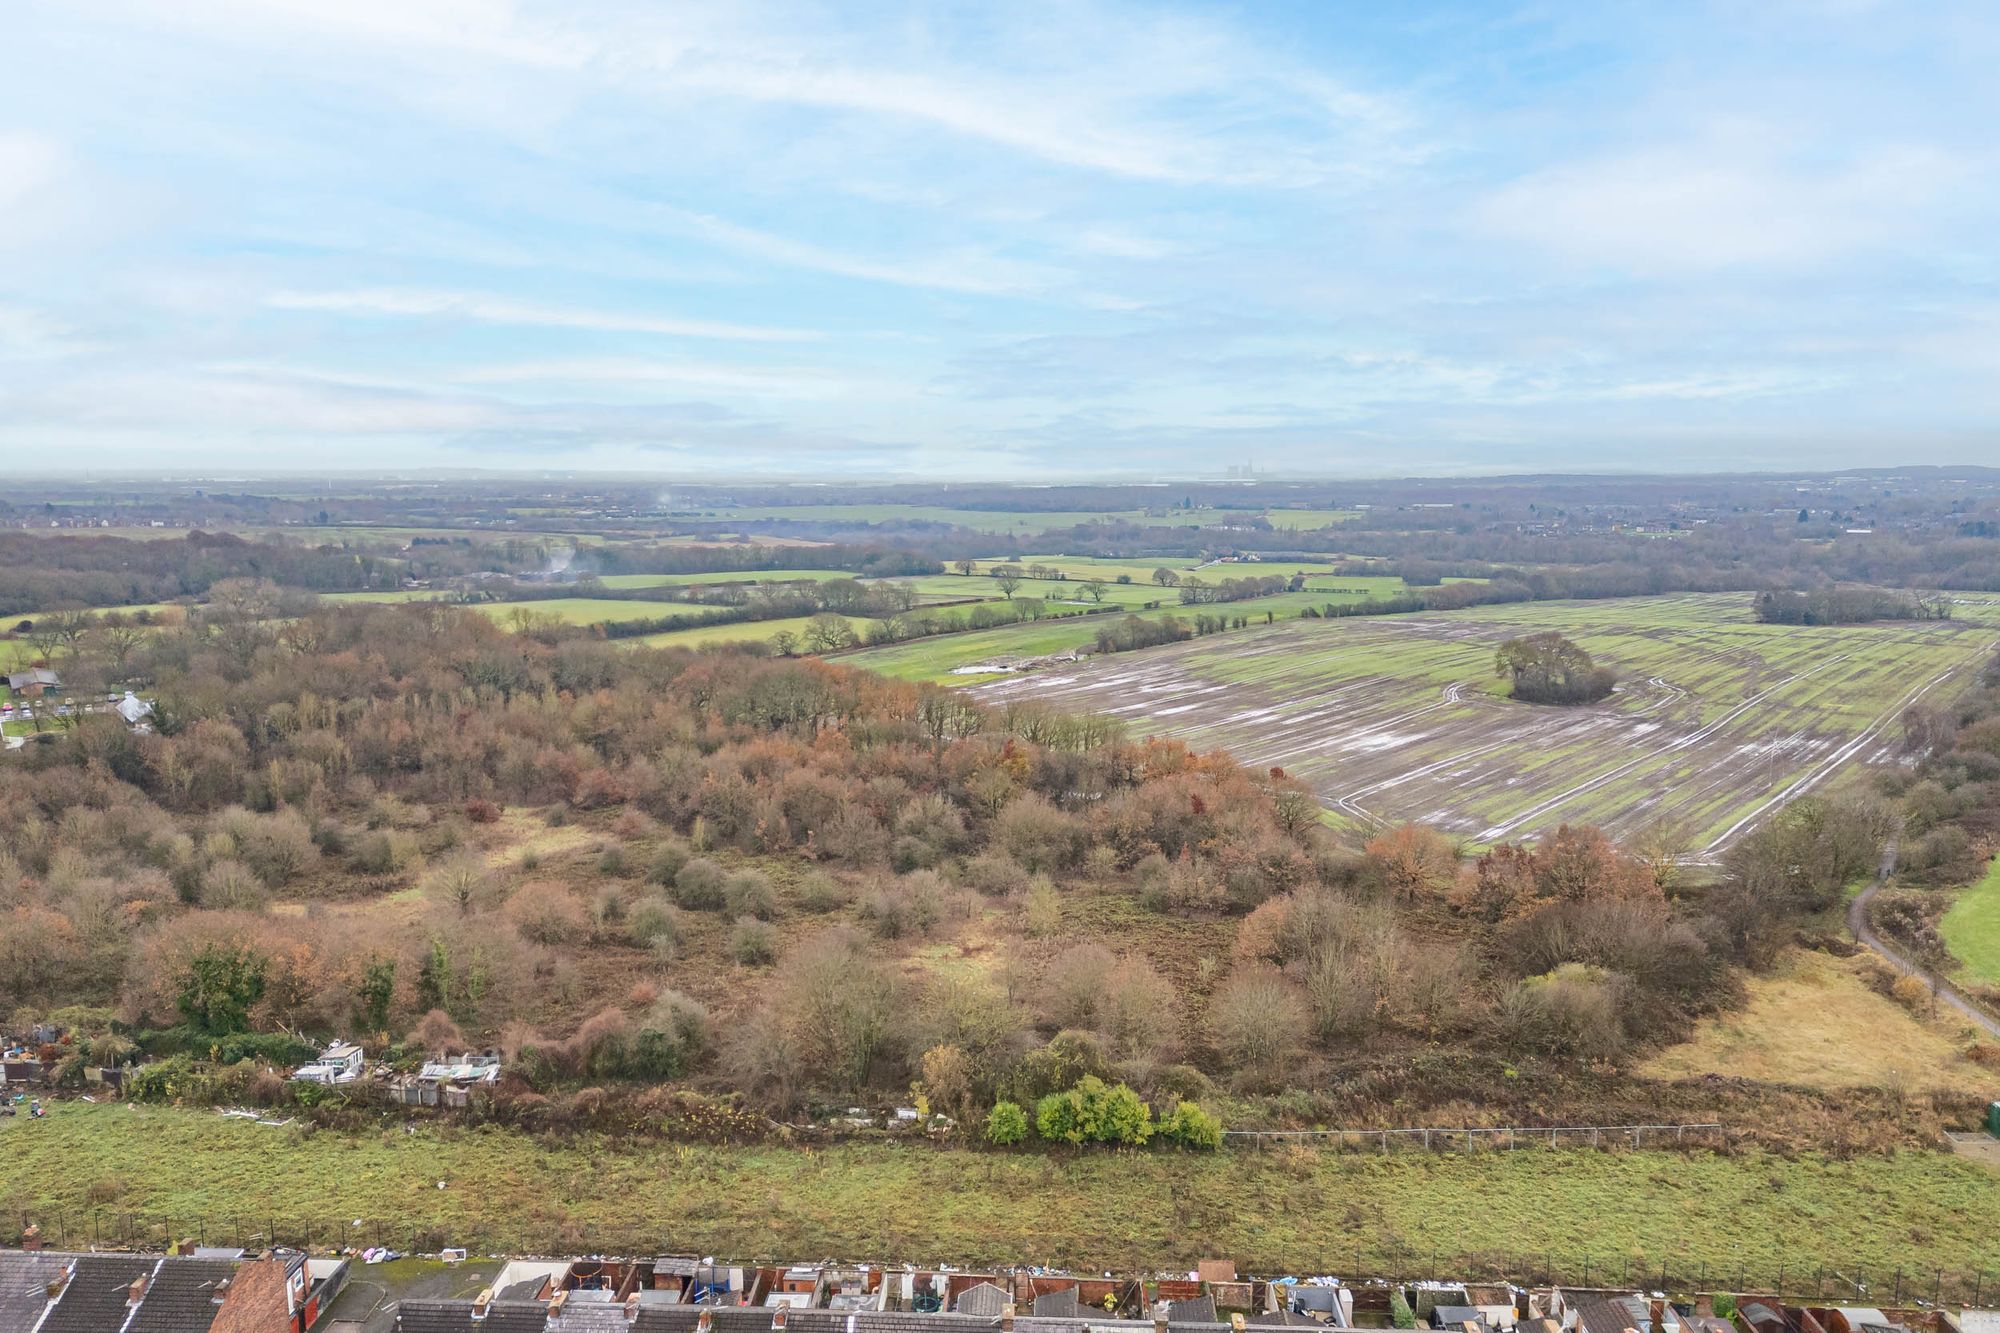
[3,2,1996,477]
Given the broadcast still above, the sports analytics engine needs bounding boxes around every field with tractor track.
[962,593,1999,853]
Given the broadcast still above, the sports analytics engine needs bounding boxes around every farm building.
[5,667,59,697]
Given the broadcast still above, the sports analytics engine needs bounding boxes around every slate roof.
[1575,1301,1645,1333]
[1167,1298,1217,1325]
[0,1251,69,1333]
[127,1258,237,1333]
[397,1297,553,1332]
[41,1254,159,1333]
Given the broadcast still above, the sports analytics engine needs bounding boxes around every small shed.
[955,1283,1010,1317]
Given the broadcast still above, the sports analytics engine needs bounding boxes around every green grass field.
[464,599,724,628]
[626,614,873,651]
[846,586,1412,683]
[1941,856,2000,983]
[5,1105,2000,1277]
[894,575,1167,609]
[594,570,853,589]
[325,593,724,628]
[958,593,2000,852]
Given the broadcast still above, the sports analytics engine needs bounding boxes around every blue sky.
[1,1,1995,478]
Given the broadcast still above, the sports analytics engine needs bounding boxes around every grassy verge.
[1941,856,2000,984]
[7,1105,2000,1275]
[1639,950,1990,1092]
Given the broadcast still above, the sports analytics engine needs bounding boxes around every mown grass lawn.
[1941,856,2000,983]
[7,1105,2000,1280]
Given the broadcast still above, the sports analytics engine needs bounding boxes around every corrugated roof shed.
[40,1254,159,1333]
[127,1257,237,1333]
[1034,1289,1081,1319]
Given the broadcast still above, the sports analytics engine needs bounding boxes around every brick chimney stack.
[1002,1302,1016,1332]
[127,1275,148,1307]
[1155,1300,1171,1333]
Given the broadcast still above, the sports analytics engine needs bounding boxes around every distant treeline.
[1175,573,1293,604]
[0,531,399,617]
[585,546,938,579]
[1753,588,1951,625]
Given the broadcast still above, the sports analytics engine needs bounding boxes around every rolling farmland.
[963,594,1999,853]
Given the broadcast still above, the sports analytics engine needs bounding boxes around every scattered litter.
[442,1248,468,1263]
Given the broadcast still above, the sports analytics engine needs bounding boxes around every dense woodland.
[0,597,1894,1131]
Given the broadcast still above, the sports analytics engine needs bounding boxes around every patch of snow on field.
[1342,732,1417,752]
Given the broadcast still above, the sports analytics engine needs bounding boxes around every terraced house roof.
[125,1258,238,1333]
[39,1254,158,1333]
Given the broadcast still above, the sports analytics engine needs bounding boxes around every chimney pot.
[699,1308,715,1333]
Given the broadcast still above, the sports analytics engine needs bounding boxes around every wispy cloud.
[265,289,821,342]
[4,1,1998,473]
[1473,136,1964,271]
